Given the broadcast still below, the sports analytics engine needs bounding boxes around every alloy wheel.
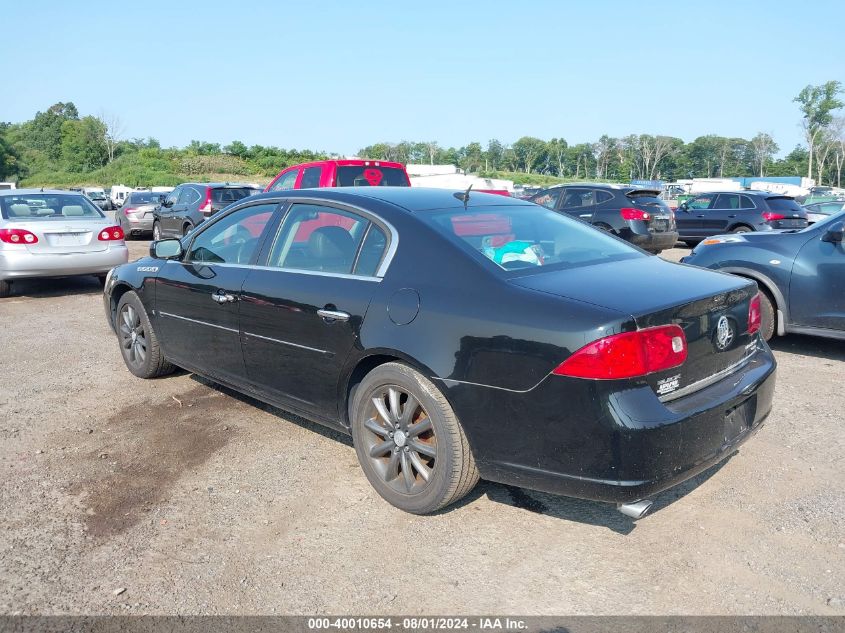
[361,386,437,494]
[118,304,147,368]
[153,223,161,240]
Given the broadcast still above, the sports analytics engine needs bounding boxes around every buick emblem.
[714,315,734,351]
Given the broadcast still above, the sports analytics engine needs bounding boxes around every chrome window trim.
[242,331,330,355]
[158,311,239,334]
[166,259,381,282]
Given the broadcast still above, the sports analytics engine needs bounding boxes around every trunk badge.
[714,316,735,351]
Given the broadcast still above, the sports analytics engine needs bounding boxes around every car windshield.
[800,208,845,232]
[420,204,643,273]
[211,187,260,204]
[128,193,161,205]
[87,192,105,200]
[336,166,409,187]
[0,194,104,220]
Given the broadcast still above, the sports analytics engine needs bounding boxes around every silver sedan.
[0,189,129,297]
[116,190,163,238]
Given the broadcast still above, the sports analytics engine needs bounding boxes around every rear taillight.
[199,188,213,216]
[762,212,785,222]
[620,207,651,221]
[98,226,125,241]
[0,228,39,244]
[552,324,687,380]
[747,294,761,335]
[123,207,137,216]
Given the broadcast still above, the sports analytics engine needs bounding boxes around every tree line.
[0,81,842,187]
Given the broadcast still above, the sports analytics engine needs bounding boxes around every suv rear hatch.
[510,257,759,399]
[764,197,808,229]
[624,189,676,233]
[203,186,261,217]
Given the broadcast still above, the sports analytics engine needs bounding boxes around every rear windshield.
[0,194,104,220]
[420,204,642,273]
[87,192,106,200]
[625,191,671,210]
[211,187,260,205]
[336,166,409,187]
[127,192,161,205]
[766,197,804,213]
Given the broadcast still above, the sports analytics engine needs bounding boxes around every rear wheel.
[351,362,479,514]
[182,222,193,237]
[758,289,776,342]
[0,280,10,298]
[115,291,176,379]
[152,221,162,241]
[731,225,752,234]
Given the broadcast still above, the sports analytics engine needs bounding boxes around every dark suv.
[153,182,261,239]
[529,184,678,253]
[676,191,808,246]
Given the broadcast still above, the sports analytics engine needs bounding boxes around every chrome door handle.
[211,292,236,304]
[317,309,350,322]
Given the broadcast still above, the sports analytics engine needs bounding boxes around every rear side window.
[353,225,388,276]
[300,166,322,188]
[740,195,756,209]
[336,166,409,187]
[211,188,260,205]
[714,194,741,209]
[595,190,614,204]
[766,197,804,213]
[560,188,595,209]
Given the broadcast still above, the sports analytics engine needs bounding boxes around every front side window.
[531,189,560,209]
[267,204,371,274]
[186,203,277,265]
[421,204,642,273]
[687,195,714,210]
[269,169,299,191]
[0,194,104,220]
[164,186,181,207]
[178,187,200,206]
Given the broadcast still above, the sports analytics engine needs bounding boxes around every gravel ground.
[0,242,843,615]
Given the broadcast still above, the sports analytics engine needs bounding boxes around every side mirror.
[678,202,689,211]
[151,238,183,259]
[161,198,174,208]
[821,221,844,244]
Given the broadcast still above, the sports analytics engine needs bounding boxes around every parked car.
[682,210,845,341]
[0,189,128,297]
[83,188,113,212]
[803,200,845,224]
[118,191,165,238]
[265,159,411,192]
[153,183,261,240]
[528,184,678,253]
[104,188,775,517]
[676,191,808,246]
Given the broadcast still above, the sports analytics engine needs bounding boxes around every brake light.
[123,207,137,216]
[552,324,687,380]
[762,212,785,221]
[0,228,38,244]
[620,207,651,221]
[199,188,213,216]
[98,226,125,241]
[747,294,761,335]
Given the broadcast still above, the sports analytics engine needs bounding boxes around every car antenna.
[454,184,473,209]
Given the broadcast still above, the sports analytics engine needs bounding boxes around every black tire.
[683,240,701,247]
[152,221,162,241]
[182,222,193,237]
[351,362,479,514]
[758,289,776,342]
[96,274,107,286]
[593,222,613,232]
[115,291,176,379]
[731,225,752,234]
[0,279,10,298]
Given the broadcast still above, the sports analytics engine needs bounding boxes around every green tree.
[60,116,107,172]
[23,102,80,160]
[794,81,844,180]
[511,136,546,173]
[224,140,249,159]
[0,125,22,181]
[749,133,779,177]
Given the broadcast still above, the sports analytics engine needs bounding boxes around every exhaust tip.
[617,499,654,520]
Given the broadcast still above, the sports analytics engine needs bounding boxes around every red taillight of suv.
[620,207,651,221]
[553,324,687,380]
[762,212,785,222]
[747,294,762,335]
[98,226,125,241]
[199,188,213,216]
[0,228,39,244]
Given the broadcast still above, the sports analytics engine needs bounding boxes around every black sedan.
[103,188,776,517]
[682,211,845,341]
[528,184,678,253]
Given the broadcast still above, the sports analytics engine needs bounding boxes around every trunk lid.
[5,218,113,253]
[625,190,676,234]
[510,257,759,399]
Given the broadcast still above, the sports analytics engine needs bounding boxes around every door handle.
[211,292,236,304]
[728,214,736,218]
[696,214,705,218]
[317,308,350,322]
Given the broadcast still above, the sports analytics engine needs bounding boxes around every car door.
[158,186,181,236]
[171,186,200,234]
[703,193,741,234]
[676,194,716,238]
[154,202,280,384]
[788,225,845,330]
[239,201,392,417]
[558,188,597,223]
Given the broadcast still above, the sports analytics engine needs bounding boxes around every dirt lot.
[1,242,843,616]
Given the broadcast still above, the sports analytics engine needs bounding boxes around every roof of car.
[0,188,82,196]
[246,187,532,212]
[280,159,406,170]
[702,190,794,198]
[178,182,262,188]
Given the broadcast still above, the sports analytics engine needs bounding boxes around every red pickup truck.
[265,159,411,192]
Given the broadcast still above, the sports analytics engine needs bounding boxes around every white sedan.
[0,189,128,297]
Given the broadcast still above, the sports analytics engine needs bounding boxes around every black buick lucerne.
[104,188,776,517]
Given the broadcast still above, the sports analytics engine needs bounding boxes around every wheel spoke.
[408,451,432,482]
[127,306,137,327]
[388,387,401,422]
[409,439,436,458]
[121,309,132,328]
[372,396,394,426]
[400,394,419,426]
[121,337,132,350]
[363,416,391,438]
[384,450,400,481]
[400,451,414,491]
[407,415,432,438]
[134,341,146,363]
[369,439,394,458]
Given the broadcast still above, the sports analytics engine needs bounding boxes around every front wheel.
[115,291,176,379]
[758,289,776,341]
[351,362,479,514]
[731,226,752,234]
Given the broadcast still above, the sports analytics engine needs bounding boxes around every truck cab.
[265,160,411,192]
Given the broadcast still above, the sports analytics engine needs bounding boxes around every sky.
[2,0,843,157]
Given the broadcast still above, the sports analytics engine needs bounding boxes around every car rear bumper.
[448,341,776,504]
[0,246,129,280]
[624,229,679,251]
[123,215,154,232]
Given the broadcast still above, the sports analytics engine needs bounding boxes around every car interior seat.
[307,226,355,272]
[62,205,85,216]
[8,204,32,217]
